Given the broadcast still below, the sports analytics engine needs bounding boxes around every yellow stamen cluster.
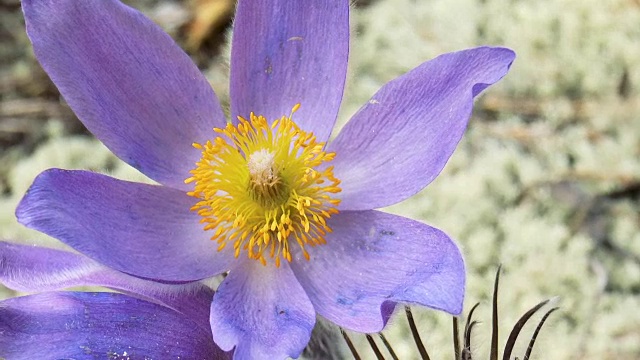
[185,105,341,267]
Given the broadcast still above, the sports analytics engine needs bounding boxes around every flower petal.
[210,258,315,360]
[290,210,465,333]
[16,169,234,282]
[327,47,515,210]
[229,0,349,143]
[0,241,213,331]
[22,0,225,189]
[0,292,229,359]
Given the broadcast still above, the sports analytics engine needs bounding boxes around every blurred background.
[1,0,639,359]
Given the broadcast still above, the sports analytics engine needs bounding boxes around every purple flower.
[0,291,224,359]
[0,242,231,359]
[10,0,515,358]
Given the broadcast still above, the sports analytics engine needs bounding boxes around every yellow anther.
[186,105,340,266]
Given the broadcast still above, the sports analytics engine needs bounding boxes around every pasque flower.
[0,292,221,359]
[8,0,515,358]
[0,243,230,359]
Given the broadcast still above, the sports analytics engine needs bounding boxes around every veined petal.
[230,0,349,143]
[290,210,465,333]
[0,241,213,331]
[16,169,234,282]
[22,0,225,190]
[0,292,229,360]
[327,47,515,210]
[210,258,315,360]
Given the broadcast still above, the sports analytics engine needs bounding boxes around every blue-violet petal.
[328,47,516,210]
[0,292,229,360]
[210,258,315,360]
[16,169,234,282]
[230,0,349,143]
[22,0,225,190]
[290,210,465,332]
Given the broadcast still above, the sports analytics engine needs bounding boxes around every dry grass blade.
[405,306,431,360]
[185,0,234,50]
[462,302,481,358]
[463,303,480,340]
[523,307,560,360]
[378,333,399,360]
[464,320,480,360]
[340,328,361,360]
[453,317,461,360]
[366,334,386,360]
[502,299,550,360]
[490,265,502,360]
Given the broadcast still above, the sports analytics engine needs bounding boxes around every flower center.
[185,104,341,267]
[246,149,288,207]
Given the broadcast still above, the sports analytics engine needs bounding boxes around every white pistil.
[248,149,277,186]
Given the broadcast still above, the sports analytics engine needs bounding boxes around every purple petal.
[16,169,234,282]
[327,47,515,210]
[230,0,349,143]
[0,241,213,331]
[290,210,465,333]
[0,292,229,360]
[22,0,225,190]
[210,258,315,360]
